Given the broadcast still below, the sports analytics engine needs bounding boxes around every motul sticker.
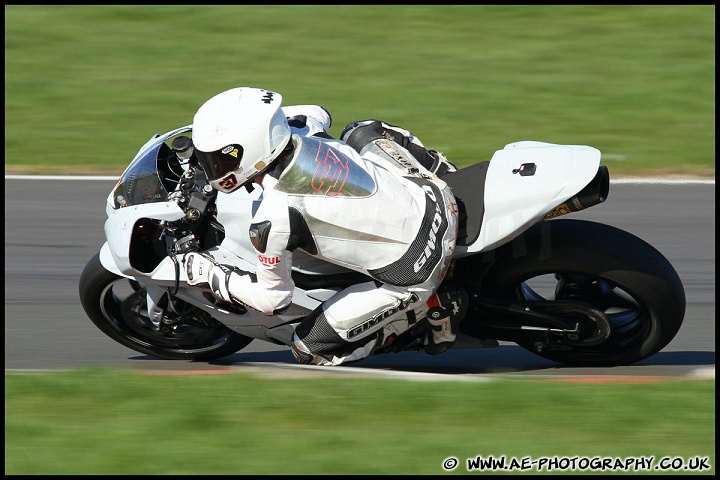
[258,255,281,265]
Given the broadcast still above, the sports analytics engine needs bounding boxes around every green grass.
[4,369,715,474]
[4,5,715,177]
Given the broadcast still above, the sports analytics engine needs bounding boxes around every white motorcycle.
[79,125,686,366]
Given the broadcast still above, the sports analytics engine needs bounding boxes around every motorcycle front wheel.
[79,253,253,361]
[464,219,686,367]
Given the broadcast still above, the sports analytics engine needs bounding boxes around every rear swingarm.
[467,298,612,351]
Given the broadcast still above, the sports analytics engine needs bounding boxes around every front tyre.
[469,219,686,367]
[79,253,252,361]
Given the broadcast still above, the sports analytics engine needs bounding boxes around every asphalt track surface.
[4,176,715,382]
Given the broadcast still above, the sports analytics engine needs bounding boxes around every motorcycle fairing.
[454,141,601,256]
[103,201,185,277]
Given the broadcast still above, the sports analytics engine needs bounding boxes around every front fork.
[140,226,202,329]
[144,283,168,327]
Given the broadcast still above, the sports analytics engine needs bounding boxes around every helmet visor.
[196,144,244,181]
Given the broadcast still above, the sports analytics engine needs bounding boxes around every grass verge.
[4,368,715,474]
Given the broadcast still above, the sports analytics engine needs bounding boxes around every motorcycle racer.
[183,87,467,365]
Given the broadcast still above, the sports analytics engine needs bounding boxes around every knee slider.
[290,340,315,365]
[291,334,336,365]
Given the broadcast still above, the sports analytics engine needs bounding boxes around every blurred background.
[4,5,715,177]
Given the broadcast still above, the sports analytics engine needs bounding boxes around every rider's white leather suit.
[212,106,459,365]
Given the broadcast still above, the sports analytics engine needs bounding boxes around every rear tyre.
[468,220,685,366]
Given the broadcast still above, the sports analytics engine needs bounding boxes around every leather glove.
[183,252,233,302]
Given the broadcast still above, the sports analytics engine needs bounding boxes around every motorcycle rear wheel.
[466,219,686,367]
[79,253,253,361]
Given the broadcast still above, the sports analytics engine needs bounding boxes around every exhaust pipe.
[544,165,609,219]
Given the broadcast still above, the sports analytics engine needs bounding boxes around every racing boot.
[340,120,458,176]
[426,149,458,177]
[424,284,469,355]
[375,121,459,175]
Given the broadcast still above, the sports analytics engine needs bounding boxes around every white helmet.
[192,87,291,193]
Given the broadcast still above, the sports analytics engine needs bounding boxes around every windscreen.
[111,138,171,209]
